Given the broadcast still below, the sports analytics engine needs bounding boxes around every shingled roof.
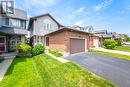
[28,13,64,30]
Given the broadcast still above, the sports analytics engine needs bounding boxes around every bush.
[49,49,63,57]
[32,44,45,56]
[15,42,32,56]
[103,39,117,49]
[116,40,122,46]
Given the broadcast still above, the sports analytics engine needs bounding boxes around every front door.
[93,39,99,48]
[9,36,21,51]
[0,36,6,52]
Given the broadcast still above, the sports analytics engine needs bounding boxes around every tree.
[123,34,129,42]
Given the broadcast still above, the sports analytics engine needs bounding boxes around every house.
[94,30,125,41]
[71,25,94,33]
[94,30,113,40]
[44,27,101,55]
[28,13,101,55]
[28,13,63,46]
[0,8,28,52]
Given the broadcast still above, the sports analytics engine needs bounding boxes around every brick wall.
[45,29,96,53]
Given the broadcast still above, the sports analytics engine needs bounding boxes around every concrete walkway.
[46,52,69,63]
[92,48,130,56]
[0,52,16,81]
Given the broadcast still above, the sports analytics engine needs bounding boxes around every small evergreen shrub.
[103,39,117,49]
[15,42,32,56]
[32,44,45,56]
[49,49,63,57]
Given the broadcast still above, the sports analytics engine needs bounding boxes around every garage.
[70,38,86,54]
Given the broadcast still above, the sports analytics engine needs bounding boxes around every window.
[1,1,14,14]
[9,19,20,27]
[8,18,26,28]
[0,37,5,43]
[46,37,49,46]
[43,23,52,30]
[43,19,52,30]
[5,18,9,25]
[21,20,26,28]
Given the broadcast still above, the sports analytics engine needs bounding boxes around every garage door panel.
[70,38,85,54]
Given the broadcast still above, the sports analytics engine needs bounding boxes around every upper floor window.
[3,18,26,28]
[5,18,9,25]
[43,19,52,30]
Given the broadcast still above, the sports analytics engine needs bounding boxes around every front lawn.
[89,50,130,60]
[0,54,114,87]
[114,46,130,52]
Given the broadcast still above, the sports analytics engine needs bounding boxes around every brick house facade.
[45,28,101,55]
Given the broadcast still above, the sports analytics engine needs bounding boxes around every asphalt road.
[65,53,130,87]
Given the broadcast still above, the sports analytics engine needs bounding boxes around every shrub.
[49,49,63,57]
[116,40,122,46]
[32,44,45,56]
[15,42,32,56]
[103,39,117,49]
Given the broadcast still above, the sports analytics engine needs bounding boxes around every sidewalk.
[92,48,130,56]
[0,52,16,81]
[46,52,69,63]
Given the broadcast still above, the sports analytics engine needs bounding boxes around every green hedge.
[15,42,32,56]
[103,39,117,49]
[32,44,45,56]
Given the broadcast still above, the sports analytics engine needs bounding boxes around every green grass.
[0,54,114,87]
[114,46,130,52]
[89,50,130,60]
[49,49,63,57]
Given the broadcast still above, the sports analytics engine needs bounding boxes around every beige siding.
[33,16,59,36]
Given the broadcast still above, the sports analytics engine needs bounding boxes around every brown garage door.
[70,38,85,54]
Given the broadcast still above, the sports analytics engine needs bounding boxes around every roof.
[94,30,107,33]
[0,26,28,35]
[28,13,63,30]
[102,34,113,38]
[44,27,94,36]
[1,8,27,20]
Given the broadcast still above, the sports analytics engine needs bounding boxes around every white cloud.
[94,0,113,11]
[75,7,86,13]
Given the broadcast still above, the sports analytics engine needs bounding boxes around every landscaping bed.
[89,50,130,60]
[0,54,114,87]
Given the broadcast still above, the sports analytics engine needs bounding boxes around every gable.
[32,15,59,36]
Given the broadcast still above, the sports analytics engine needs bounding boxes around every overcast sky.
[15,0,130,36]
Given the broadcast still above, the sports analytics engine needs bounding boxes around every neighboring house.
[0,8,28,52]
[71,25,94,33]
[28,13,63,46]
[94,30,125,41]
[94,30,113,40]
[28,13,101,55]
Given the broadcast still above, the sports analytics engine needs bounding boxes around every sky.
[15,0,130,36]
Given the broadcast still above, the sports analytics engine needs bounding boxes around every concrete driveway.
[64,53,130,87]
